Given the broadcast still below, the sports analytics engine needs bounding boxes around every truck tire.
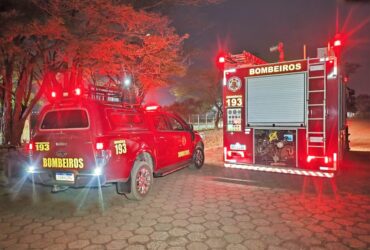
[126,161,153,200]
[190,146,204,169]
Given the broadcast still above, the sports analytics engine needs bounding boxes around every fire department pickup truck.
[25,88,204,200]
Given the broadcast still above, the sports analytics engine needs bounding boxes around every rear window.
[108,110,147,131]
[41,109,89,130]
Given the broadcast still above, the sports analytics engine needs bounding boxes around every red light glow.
[28,143,33,150]
[75,88,81,96]
[307,155,315,163]
[334,40,341,47]
[146,105,159,111]
[218,56,225,63]
[96,142,104,150]
[51,91,57,98]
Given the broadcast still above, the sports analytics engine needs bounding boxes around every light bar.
[334,40,341,47]
[225,163,334,178]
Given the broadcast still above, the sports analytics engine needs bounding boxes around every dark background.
[146,0,370,105]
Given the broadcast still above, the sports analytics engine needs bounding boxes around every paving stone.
[172,219,189,227]
[342,237,367,249]
[146,240,168,250]
[19,234,42,244]
[154,223,172,231]
[186,224,205,232]
[244,239,266,250]
[125,244,146,250]
[150,231,169,241]
[106,239,128,249]
[43,243,67,250]
[205,229,224,238]
[83,244,106,250]
[186,232,207,242]
[167,236,188,247]
[127,235,150,244]
[221,225,241,234]
[324,242,350,250]
[99,226,120,235]
[68,239,90,249]
[169,227,189,237]
[91,234,112,244]
[186,242,209,250]
[226,244,248,250]
[224,233,244,244]
[205,238,227,248]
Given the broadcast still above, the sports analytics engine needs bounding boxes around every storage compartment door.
[247,73,306,126]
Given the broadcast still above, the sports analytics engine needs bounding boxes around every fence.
[187,114,223,130]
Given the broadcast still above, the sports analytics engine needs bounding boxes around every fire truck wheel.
[126,161,153,200]
[190,146,204,169]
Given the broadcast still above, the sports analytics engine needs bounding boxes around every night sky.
[146,0,370,104]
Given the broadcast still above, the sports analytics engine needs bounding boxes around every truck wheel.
[190,147,204,169]
[126,161,153,200]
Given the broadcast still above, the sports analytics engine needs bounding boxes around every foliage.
[0,0,188,145]
[165,98,205,118]
[170,68,223,128]
[356,94,370,117]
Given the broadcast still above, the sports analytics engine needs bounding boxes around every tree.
[166,98,205,119]
[356,94,370,117]
[171,68,223,128]
[0,0,188,145]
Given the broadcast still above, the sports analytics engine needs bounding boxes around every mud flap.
[116,178,131,194]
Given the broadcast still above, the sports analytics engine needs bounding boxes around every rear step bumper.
[27,170,107,187]
[224,163,335,178]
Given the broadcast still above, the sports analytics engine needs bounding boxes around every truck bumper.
[224,163,335,178]
[25,169,107,187]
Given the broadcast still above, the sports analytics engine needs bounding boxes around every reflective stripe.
[224,163,334,178]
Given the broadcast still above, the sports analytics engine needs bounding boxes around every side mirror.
[189,124,194,131]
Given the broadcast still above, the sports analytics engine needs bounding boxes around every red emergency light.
[96,142,104,150]
[74,87,82,96]
[51,91,57,98]
[145,105,160,111]
[333,39,341,47]
[218,56,225,63]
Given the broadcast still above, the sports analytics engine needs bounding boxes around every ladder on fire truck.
[224,51,266,68]
[306,60,327,159]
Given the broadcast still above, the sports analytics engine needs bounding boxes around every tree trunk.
[2,59,14,145]
[214,102,223,130]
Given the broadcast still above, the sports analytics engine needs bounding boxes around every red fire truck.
[221,43,347,178]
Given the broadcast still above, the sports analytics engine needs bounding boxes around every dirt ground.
[348,118,370,152]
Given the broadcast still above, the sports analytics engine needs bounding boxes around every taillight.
[74,88,81,96]
[96,142,104,150]
[307,155,315,163]
[324,156,329,164]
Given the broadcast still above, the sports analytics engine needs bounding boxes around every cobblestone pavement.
[0,148,369,250]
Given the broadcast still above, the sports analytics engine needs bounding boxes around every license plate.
[55,172,75,182]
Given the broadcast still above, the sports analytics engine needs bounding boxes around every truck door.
[166,115,192,163]
[152,114,177,168]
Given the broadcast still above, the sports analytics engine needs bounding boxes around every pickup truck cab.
[25,90,204,200]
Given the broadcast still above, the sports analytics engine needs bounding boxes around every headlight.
[93,167,102,176]
[26,165,36,174]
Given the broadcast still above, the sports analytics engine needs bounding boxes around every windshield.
[40,109,89,130]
